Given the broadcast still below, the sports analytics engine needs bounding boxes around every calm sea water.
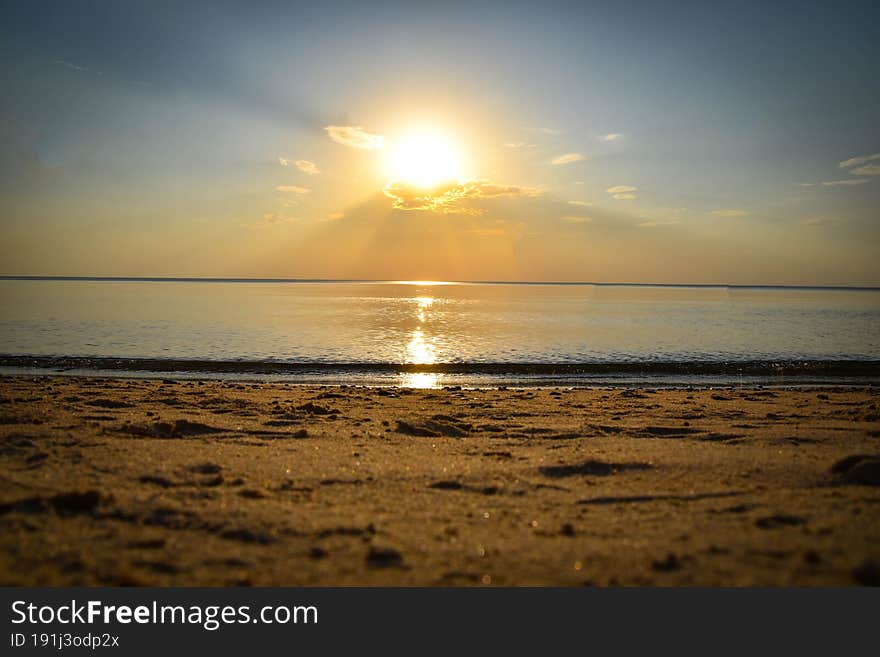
[1,280,879,374]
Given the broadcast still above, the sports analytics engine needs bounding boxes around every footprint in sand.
[539,459,652,478]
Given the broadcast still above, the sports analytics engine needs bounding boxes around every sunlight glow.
[386,132,463,188]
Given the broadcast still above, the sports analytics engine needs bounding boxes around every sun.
[385,131,463,188]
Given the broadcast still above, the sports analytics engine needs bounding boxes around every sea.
[1,278,879,387]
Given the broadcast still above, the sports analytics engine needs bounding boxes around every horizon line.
[0,275,878,291]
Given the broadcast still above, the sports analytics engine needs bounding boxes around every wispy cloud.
[711,209,750,217]
[551,153,585,165]
[384,179,543,214]
[820,179,869,187]
[567,200,592,207]
[294,160,320,175]
[324,125,384,150]
[802,216,844,226]
[838,153,880,169]
[637,220,679,228]
[278,157,319,175]
[600,133,622,141]
[851,164,880,176]
[505,142,537,151]
[54,60,87,72]
[606,185,637,200]
[561,215,592,224]
[276,185,310,194]
[637,207,688,226]
[797,154,879,188]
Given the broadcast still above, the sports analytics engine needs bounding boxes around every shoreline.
[1,374,878,586]
[2,369,878,390]
[2,356,879,389]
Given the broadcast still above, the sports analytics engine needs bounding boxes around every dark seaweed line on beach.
[2,355,879,378]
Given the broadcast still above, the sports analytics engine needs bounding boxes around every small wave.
[1,355,879,378]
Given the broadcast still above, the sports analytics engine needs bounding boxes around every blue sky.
[1,0,878,283]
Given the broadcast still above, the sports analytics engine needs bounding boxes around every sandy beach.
[1,375,878,586]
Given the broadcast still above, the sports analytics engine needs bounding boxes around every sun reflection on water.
[407,327,436,364]
[399,372,443,389]
[415,296,433,323]
[400,295,442,388]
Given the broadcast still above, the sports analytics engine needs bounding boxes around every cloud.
[551,153,585,165]
[276,185,310,194]
[294,159,320,175]
[851,164,880,176]
[835,153,880,177]
[820,179,869,186]
[562,215,592,224]
[324,125,384,150]
[605,185,637,200]
[711,209,750,217]
[503,141,535,150]
[261,213,294,225]
[600,133,622,141]
[55,60,87,72]
[567,200,592,207]
[636,207,688,226]
[383,178,543,214]
[802,217,844,226]
[637,220,679,228]
[280,157,319,175]
[839,153,880,169]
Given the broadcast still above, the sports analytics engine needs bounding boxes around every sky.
[1,0,878,285]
